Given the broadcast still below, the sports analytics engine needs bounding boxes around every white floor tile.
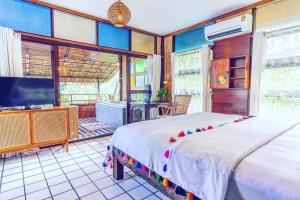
[75,182,98,197]
[50,182,73,196]
[81,191,106,200]
[94,177,115,190]
[101,184,124,199]
[128,186,152,200]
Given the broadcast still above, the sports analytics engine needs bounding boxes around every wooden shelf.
[230,66,245,69]
[230,77,245,80]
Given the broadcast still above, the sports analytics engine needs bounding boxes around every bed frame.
[112,147,199,200]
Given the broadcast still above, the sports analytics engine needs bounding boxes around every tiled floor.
[0,137,170,200]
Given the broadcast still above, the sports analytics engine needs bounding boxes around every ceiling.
[40,0,260,35]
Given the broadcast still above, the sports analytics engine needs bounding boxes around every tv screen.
[0,77,54,107]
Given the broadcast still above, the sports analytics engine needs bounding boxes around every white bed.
[111,112,300,200]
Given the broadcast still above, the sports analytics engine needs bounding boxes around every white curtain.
[147,55,161,101]
[171,52,176,99]
[0,26,23,77]
[201,45,211,112]
[249,32,267,116]
[147,55,161,119]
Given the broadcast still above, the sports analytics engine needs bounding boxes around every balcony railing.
[60,93,115,104]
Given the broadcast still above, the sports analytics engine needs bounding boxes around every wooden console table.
[0,106,78,154]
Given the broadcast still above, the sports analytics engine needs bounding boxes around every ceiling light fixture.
[108,0,131,28]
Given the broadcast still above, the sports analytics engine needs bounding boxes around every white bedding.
[226,124,300,200]
[111,112,298,200]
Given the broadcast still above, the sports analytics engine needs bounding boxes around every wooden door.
[211,58,230,89]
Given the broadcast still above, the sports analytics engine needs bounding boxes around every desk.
[130,101,172,121]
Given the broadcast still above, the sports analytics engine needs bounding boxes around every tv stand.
[0,106,79,154]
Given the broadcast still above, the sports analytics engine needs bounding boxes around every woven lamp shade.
[108,1,131,27]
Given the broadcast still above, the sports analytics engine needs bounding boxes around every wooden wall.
[211,34,251,115]
[164,36,173,98]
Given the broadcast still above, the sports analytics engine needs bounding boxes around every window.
[130,58,149,90]
[174,49,203,113]
[130,57,150,102]
[22,41,53,78]
[260,28,300,121]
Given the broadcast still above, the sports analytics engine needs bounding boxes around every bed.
[107,112,300,200]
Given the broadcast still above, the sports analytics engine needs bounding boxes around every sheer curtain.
[201,45,211,112]
[147,55,161,101]
[0,26,23,77]
[249,32,267,116]
[147,55,161,118]
[259,27,300,121]
[173,49,203,113]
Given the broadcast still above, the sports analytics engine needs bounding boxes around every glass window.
[22,41,53,78]
[130,58,149,90]
[260,29,300,121]
[131,31,155,54]
[174,49,203,113]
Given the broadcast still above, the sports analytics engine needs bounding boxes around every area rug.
[81,121,112,132]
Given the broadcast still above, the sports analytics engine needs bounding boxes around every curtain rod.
[266,25,300,38]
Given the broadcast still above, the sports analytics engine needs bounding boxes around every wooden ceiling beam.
[164,0,276,37]
[20,32,150,58]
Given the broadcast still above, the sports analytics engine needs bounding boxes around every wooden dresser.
[0,106,78,154]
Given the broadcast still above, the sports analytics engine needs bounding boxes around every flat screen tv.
[0,77,54,108]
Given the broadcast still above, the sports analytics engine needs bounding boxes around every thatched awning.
[22,42,120,83]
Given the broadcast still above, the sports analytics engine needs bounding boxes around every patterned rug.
[72,118,115,142]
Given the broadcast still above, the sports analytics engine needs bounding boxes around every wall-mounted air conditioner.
[204,14,253,41]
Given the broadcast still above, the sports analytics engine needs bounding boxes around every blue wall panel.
[175,26,211,53]
[0,0,51,36]
[98,22,129,50]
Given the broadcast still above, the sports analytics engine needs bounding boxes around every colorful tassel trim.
[164,150,170,158]
[128,158,134,166]
[169,137,177,143]
[156,175,161,183]
[162,178,169,187]
[141,165,147,174]
[163,164,167,172]
[175,186,186,196]
[186,192,194,200]
[148,170,152,178]
[135,162,141,169]
[178,131,186,137]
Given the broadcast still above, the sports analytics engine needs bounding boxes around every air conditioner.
[204,14,253,41]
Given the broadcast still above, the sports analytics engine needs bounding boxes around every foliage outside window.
[174,49,203,113]
[260,29,300,121]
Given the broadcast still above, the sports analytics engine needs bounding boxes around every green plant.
[157,87,168,101]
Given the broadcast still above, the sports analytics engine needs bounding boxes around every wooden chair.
[158,95,192,117]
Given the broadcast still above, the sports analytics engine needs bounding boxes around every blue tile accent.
[98,22,130,50]
[174,25,212,53]
[0,0,51,36]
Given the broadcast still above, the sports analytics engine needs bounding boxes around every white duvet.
[111,112,298,200]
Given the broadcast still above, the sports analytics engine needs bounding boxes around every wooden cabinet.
[212,89,249,115]
[211,34,251,115]
[0,106,78,154]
